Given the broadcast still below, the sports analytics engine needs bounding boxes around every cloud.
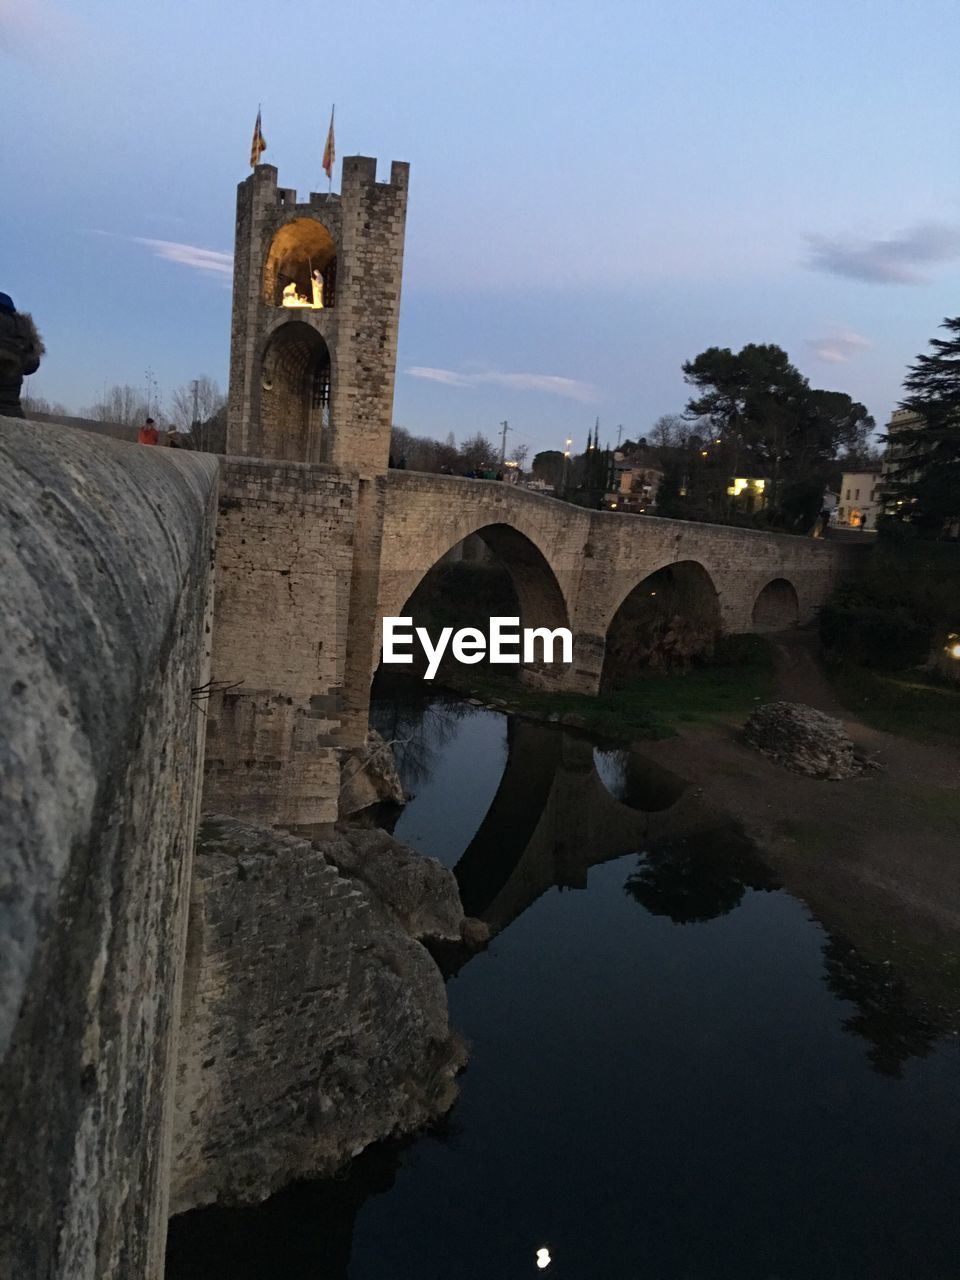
[805,327,873,365]
[86,229,233,282]
[132,237,234,279]
[0,0,83,59]
[407,366,598,403]
[807,222,960,284]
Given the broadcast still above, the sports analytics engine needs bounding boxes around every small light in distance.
[536,1246,552,1269]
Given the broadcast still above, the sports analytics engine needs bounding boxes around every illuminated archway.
[602,560,721,687]
[752,578,799,632]
[259,322,331,461]
[263,218,337,310]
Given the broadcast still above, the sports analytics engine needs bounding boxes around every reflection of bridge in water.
[440,717,774,949]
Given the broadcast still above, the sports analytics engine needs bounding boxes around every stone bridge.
[195,154,866,827]
[203,455,862,829]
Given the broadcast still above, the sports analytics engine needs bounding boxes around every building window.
[846,489,851,500]
[855,488,860,499]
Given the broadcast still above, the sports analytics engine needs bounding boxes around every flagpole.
[328,104,335,193]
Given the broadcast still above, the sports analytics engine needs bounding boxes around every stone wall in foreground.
[0,420,217,1279]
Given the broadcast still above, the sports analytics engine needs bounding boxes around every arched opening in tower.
[263,218,337,310]
[260,322,331,461]
[602,560,721,687]
[752,577,800,631]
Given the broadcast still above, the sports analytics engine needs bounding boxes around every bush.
[714,633,774,668]
[819,602,931,671]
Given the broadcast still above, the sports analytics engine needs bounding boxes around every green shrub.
[819,602,931,671]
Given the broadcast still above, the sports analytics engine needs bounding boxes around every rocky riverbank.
[170,816,476,1214]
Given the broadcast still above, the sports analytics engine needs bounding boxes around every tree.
[650,413,690,449]
[509,443,529,470]
[682,344,873,529]
[531,449,564,488]
[84,384,149,426]
[459,431,498,473]
[21,393,70,417]
[169,375,225,443]
[884,316,960,538]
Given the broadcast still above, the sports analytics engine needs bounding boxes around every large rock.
[339,728,406,816]
[327,825,465,943]
[743,701,860,780]
[171,816,467,1214]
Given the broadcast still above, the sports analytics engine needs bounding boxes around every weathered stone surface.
[460,917,492,950]
[339,728,407,816]
[171,816,466,1214]
[743,701,860,780]
[0,418,217,1279]
[327,824,464,942]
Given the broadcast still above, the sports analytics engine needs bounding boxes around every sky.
[4,0,960,458]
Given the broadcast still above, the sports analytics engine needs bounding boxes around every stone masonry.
[0,419,217,1279]
[228,158,408,475]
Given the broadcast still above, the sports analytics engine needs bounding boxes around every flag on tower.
[322,105,336,180]
[250,109,267,168]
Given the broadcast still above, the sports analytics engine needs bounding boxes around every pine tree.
[886,316,960,537]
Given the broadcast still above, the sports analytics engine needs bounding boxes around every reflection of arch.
[381,523,572,684]
[259,322,331,461]
[602,560,721,687]
[454,721,563,917]
[752,577,799,632]
[593,746,688,812]
[263,218,337,309]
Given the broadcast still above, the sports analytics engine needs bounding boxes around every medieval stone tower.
[227,156,409,474]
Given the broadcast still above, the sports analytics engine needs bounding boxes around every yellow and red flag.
[322,105,335,180]
[250,109,266,168]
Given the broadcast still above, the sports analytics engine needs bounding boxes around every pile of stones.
[743,701,861,780]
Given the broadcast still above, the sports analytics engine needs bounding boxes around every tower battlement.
[227,155,409,473]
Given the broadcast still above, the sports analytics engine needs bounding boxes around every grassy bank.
[826,661,960,743]
[438,635,776,743]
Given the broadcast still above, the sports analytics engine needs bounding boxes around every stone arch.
[379,521,572,687]
[602,559,721,686]
[258,322,332,461]
[263,217,337,309]
[752,577,800,631]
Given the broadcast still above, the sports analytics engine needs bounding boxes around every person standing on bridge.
[0,293,44,419]
[138,416,159,446]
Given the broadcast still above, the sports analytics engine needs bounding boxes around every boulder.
[339,728,406,816]
[171,816,467,1214]
[328,825,465,943]
[743,701,860,780]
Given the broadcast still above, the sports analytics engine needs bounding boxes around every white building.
[837,471,882,529]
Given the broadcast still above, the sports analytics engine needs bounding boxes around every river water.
[167,683,960,1279]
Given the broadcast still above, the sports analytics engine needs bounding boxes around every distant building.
[837,470,883,529]
[607,447,663,512]
[881,408,924,516]
[726,476,767,511]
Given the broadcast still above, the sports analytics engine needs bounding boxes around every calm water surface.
[167,683,960,1280]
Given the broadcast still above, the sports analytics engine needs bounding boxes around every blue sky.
[4,0,960,456]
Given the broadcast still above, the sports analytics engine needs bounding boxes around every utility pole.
[191,379,200,447]
[498,419,511,466]
[616,423,623,449]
